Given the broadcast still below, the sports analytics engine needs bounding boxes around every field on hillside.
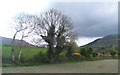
[2,59,118,73]
[1,45,47,61]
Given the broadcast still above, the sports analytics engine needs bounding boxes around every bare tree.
[12,13,36,62]
[11,28,27,62]
[34,8,75,63]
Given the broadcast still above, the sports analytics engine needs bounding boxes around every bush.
[79,46,94,59]
[110,50,117,56]
[93,52,98,57]
[64,40,78,61]
[33,52,49,64]
[55,54,68,63]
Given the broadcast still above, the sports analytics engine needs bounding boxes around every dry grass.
[2,59,118,73]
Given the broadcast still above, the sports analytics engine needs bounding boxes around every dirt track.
[2,59,118,73]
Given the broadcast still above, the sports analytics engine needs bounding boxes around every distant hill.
[0,36,33,46]
[85,34,118,48]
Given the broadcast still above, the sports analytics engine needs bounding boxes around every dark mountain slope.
[85,34,118,48]
[0,36,33,46]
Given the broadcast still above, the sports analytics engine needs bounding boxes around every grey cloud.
[49,2,118,37]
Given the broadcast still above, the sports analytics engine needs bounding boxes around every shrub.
[109,47,117,57]
[64,40,78,61]
[55,54,68,63]
[93,52,98,57]
[73,52,81,56]
[33,52,49,64]
[79,46,94,59]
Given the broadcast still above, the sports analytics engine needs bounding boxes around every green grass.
[1,45,47,61]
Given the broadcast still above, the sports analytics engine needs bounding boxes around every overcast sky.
[0,0,118,46]
[50,2,118,37]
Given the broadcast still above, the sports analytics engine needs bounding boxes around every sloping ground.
[2,59,118,73]
[86,34,118,48]
[0,36,34,46]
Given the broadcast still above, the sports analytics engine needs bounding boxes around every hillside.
[85,34,118,48]
[0,36,33,46]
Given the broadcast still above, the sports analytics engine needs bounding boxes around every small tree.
[12,13,35,62]
[11,28,24,62]
[80,46,94,59]
[65,40,78,61]
[109,47,117,57]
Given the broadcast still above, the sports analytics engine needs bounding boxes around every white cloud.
[76,37,102,46]
[0,0,49,38]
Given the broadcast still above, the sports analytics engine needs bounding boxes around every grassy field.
[1,45,47,61]
[2,59,118,73]
[1,45,118,73]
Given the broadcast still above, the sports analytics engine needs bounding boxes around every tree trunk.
[47,44,55,63]
[11,49,15,63]
[41,35,56,63]
[17,49,23,62]
[11,32,18,63]
[17,34,24,62]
